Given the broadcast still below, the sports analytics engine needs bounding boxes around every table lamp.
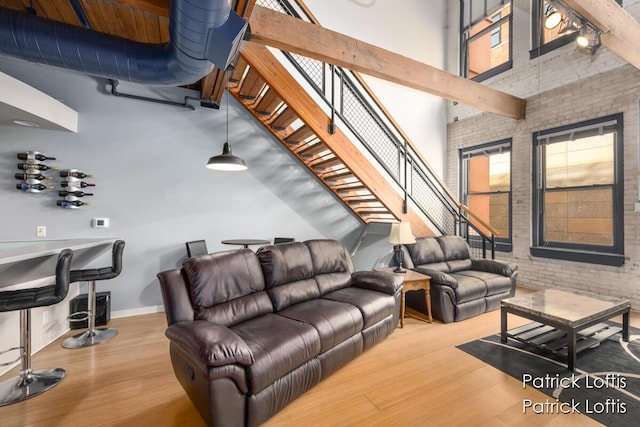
[388,221,416,273]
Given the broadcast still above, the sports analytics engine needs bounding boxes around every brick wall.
[446,3,640,308]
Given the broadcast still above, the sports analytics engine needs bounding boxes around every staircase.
[228,42,434,237]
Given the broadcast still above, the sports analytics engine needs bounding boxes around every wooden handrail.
[458,204,499,237]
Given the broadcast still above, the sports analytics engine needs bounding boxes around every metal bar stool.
[63,240,125,349]
[0,249,73,406]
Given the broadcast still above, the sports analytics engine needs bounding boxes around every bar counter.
[0,238,117,288]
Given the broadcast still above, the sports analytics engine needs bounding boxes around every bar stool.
[63,240,125,349]
[0,249,73,406]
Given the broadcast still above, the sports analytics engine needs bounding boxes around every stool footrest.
[0,347,22,367]
[67,311,91,322]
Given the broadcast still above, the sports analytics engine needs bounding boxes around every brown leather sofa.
[157,239,402,426]
[401,235,517,324]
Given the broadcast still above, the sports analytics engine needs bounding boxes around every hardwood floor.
[1,288,635,426]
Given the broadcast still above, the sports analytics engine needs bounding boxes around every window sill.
[530,247,624,267]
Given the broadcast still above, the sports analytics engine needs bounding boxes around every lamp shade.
[388,221,416,245]
[206,142,247,171]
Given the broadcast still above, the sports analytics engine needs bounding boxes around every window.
[490,14,501,48]
[531,0,622,59]
[460,139,512,251]
[532,114,624,266]
[461,0,512,81]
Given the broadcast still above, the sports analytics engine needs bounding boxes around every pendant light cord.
[226,67,230,143]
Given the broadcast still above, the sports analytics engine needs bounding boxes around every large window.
[461,139,512,251]
[461,0,512,81]
[532,114,624,266]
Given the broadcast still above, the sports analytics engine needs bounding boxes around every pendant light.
[206,65,247,172]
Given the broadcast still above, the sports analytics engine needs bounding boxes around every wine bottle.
[57,200,90,208]
[14,173,54,181]
[17,151,56,161]
[60,180,95,188]
[58,191,94,197]
[60,170,93,179]
[16,183,54,192]
[17,163,59,171]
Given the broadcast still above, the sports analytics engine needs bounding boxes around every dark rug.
[457,323,640,426]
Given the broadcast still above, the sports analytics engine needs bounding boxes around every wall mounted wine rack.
[15,150,96,209]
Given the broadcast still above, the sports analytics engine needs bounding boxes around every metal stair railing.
[256,0,496,259]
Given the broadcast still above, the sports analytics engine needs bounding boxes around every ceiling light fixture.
[206,65,247,172]
[576,26,590,48]
[558,12,580,35]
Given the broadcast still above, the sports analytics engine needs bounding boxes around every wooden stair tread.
[229,58,248,83]
[255,89,282,116]
[287,125,316,144]
[270,107,298,130]
[298,141,330,158]
[239,68,265,100]
[312,156,343,171]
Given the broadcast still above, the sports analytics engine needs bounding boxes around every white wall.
[303,0,448,176]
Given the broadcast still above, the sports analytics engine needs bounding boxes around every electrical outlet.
[42,309,51,325]
[36,225,46,237]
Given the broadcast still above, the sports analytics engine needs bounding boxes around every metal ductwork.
[0,0,247,86]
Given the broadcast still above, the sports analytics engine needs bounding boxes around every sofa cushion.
[182,249,273,326]
[415,262,450,273]
[232,313,321,394]
[322,287,395,329]
[456,270,513,296]
[306,240,354,294]
[406,238,446,267]
[437,235,470,260]
[450,273,487,303]
[256,243,320,311]
[278,299,364,353]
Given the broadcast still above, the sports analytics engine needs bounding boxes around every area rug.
[457,323,640,426]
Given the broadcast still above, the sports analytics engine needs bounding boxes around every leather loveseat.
[401,235,517,324]
[157,239,403,426]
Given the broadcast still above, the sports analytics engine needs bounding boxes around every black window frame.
[460,138,513,252]
[531,113,625,266]
[460,0,513,82]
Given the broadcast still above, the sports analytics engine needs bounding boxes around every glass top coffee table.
[501,289,630,371]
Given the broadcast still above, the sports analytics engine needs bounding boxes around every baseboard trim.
[112,305,164,319]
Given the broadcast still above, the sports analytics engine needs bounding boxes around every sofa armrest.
[165,320,254,367]
[412,267,458,289]
[351,271,403,295]
[471,259,518,278]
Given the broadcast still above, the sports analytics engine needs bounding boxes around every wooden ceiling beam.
[245,5,525,120]
[562,0,640,71]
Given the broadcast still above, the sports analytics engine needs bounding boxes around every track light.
[558,12,580,35]
[576,26,589,48]
[544,6,562,30]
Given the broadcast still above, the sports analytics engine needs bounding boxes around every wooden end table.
[374,268,432,327]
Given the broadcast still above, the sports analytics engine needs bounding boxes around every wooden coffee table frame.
[501,291,630,371]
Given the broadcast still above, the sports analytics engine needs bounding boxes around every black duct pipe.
[0,0,247,86]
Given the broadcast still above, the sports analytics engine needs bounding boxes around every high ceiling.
[0,0,171,44]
